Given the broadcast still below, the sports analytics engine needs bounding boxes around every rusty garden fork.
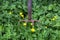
[19,0,39,26]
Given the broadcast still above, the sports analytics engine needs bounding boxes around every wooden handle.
[28,0,32,20]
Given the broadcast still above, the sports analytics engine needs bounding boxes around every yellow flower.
[51,16,57,21]
[45,26,47,28]
[31,27,35,32]
[23,22,27,26]
[54,16,57,19]
[19,12,24,18]
[52,18,55,20]
[20,12,23,15]
[21,15,24,18]
[9,12,12,14]
[31,23,33,25]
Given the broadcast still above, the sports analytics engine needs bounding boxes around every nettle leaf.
[54,22,60,26]
[9,4,16,10]
[1,1,9,9]
[48,4,53,10]
[0,25,3,32]
[54,22,60,29]
[53,19,60,29]
[45,19,50,25]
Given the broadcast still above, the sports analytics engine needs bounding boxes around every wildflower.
[51,18,55,21]
[20,12,24,18]
[20,12,23,15]
[51,16,57,21]
[45,26,48,28]
[23,22,27,26]
[9,11,12,14]
[31,27,35,32]
[31,23,33,25]
[21,15,24,18]
[54,16,57,19]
